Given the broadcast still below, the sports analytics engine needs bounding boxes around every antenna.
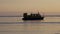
[37,9,40,14]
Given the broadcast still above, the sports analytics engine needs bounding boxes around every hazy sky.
[0,0,60,16]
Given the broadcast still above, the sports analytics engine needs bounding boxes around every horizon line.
[0,15,60,17]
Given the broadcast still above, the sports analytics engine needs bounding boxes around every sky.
[0,0,60,16]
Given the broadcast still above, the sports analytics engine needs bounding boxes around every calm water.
[0,17,60,34]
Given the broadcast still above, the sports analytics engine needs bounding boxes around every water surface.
[0,17,60,34]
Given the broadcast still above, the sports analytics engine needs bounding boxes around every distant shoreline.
[0,15,60,17]
[0,16,21,17]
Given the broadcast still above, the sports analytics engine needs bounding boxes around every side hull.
[22,17,44,20]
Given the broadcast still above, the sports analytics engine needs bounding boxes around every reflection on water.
[0,17,60,34]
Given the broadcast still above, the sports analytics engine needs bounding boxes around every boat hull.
[22,17,44,20]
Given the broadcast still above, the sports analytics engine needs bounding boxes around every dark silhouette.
[22,12,44,20]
